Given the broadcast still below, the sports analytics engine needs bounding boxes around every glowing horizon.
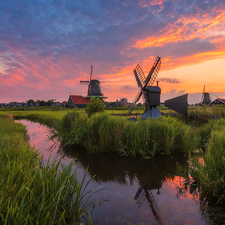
[0,0,225,104]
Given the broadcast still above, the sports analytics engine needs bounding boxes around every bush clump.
[85,97,105,117]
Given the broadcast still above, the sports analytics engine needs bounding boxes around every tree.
[85,97,105,117]
[39,100,46,106]
[46,100,53,106]
[137,103,143,107]
[27,99,35,106]
[108,102,117,107]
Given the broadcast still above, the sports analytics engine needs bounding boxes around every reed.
[189,105,225,118]
[0,115,103,224]
[59,112,193,158]
[122,116,192,157]
[197,118,225,150]
[190,128,225,205]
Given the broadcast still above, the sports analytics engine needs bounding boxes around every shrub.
[85,97,105,117]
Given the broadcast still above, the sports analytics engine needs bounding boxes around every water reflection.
[15,119,210,225]
[134,184,162,224]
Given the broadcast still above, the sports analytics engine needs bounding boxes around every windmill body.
[129,56,188,119]
[87,79,104,98]
[202,92,211,104]
[142,86,162,119]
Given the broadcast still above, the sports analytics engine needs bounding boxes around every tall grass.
[122,116,193,157]
[190,127,225,205]
[189,119,225,206]
[189,105,225,118]
[59,112,193,158]
[0,115,103,224]
[196,118,225,151]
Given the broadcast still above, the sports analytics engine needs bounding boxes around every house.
[52,102,62,107]
[116,98,128,107]
[209,98,225,106]
[67,95,90,108]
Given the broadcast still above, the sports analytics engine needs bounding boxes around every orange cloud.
[134,9,225,52]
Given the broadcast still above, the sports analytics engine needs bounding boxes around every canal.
[15,119,211,225]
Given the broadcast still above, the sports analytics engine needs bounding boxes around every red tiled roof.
[70,95,90,105]
[219,98,225,103]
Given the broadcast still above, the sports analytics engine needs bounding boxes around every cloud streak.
[158,78,180,83]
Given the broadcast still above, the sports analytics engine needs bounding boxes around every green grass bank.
[0,115,101,224]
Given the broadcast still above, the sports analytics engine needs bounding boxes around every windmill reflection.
[135,182,163,225]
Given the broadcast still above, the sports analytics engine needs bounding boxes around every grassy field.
[0,115,101,224]
[189,105,225,118]
[0,105,175,119]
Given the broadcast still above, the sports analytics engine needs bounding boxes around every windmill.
[200,85,211,105]
[129,56,188,119]
[80,66,106,99]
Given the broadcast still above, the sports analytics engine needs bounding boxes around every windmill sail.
[134,64,146,88]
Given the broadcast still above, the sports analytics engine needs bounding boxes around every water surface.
[16,119,211,225]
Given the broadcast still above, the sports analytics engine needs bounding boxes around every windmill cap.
[91,79,100,83]
[146,86,161,93]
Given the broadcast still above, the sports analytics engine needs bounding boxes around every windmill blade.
[80,81,90,84]
[145,190,163,224]
[147,58,161,87]
[203,85,205,93]
[128,89,143,115]
[165,94,188,116]
[90,65,93,81]
[134,64,146,88]
[143,56,161,89]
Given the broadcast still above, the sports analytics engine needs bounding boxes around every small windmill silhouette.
[80,66,105,99]
[200,85,211,105]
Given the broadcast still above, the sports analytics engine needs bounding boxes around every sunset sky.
[0,0,225,104]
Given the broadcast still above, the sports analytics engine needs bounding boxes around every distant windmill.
[80,66,106,99]
[200,85,211,105]
[128,56,188,119]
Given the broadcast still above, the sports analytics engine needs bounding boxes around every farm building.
[67,95,90,108]
[209,98,225,106]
